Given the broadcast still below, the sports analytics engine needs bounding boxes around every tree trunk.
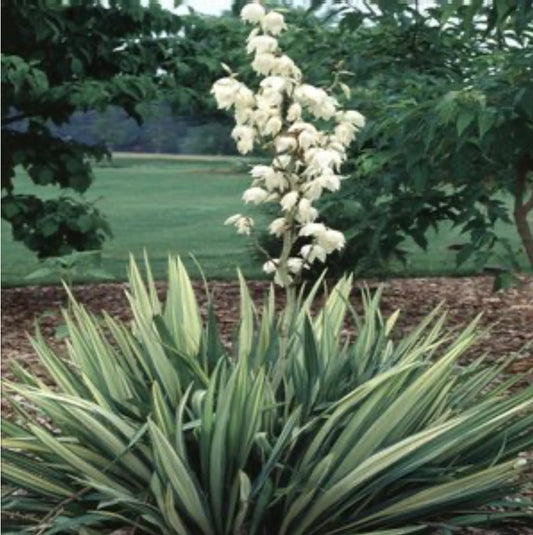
[514,154,533,269]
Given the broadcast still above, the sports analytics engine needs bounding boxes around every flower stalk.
[213,1,366,293]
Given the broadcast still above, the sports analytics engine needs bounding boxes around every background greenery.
[2,156,530,287]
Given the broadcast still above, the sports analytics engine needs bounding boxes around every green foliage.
[249,1,533,277]
[327,0,533,274]
[3,257,532,533]
[1,194,111,259]
[25,250,114,286]
[1,0,183,258]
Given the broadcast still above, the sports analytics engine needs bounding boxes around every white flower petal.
[224,214,242,225]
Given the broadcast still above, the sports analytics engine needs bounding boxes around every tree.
[317,0,533,279]
[1,0,182,258]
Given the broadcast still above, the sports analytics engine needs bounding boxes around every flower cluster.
[212,2,365,286]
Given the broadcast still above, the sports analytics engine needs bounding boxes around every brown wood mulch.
[1,275,532,533]
[3,275,532,384]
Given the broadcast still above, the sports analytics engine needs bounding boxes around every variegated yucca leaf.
[2,256,532,534]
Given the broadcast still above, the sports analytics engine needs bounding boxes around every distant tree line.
[5,102,237,155]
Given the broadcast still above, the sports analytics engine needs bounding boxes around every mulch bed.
[3,275,532,383]
[2,275,533,533]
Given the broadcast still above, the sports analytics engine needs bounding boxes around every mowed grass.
[1,155,531,286]
[1,157,268,286]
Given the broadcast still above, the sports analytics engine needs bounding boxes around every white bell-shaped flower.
[287,257,304,274]
[269,217,287,236]
[280,191,299,211]
[263,259,278,274]
[224,214,254,235]
[296,198,318,223]
[240,3,265,24]
[252,53,276,75]
[303,180,323,201]
[301,244,327,263]
[235,106,254,125]
[318,173,342,192]
[287,102,302,122]
[340,109,366,129]
[232,125,255,154]
[275,136,297,154]
[335,123,356,146]
[264,115,283,136]
[247,35,278,55]
[251,165,286,190]
[211,77,241,110]
[272,55,301,79]
[317,229,345,253]
[243,187,269,204]
[299,222,326,237]
[261,11,287,35]
[235,85,255,108]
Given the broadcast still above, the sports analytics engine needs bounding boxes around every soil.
[2,275,533,533]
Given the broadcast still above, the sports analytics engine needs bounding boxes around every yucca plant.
[2,255,532,534]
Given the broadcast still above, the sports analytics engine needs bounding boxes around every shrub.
[2,256,532,534]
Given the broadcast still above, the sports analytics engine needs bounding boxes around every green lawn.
[1,157,268,286]
[1,156,531,286]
